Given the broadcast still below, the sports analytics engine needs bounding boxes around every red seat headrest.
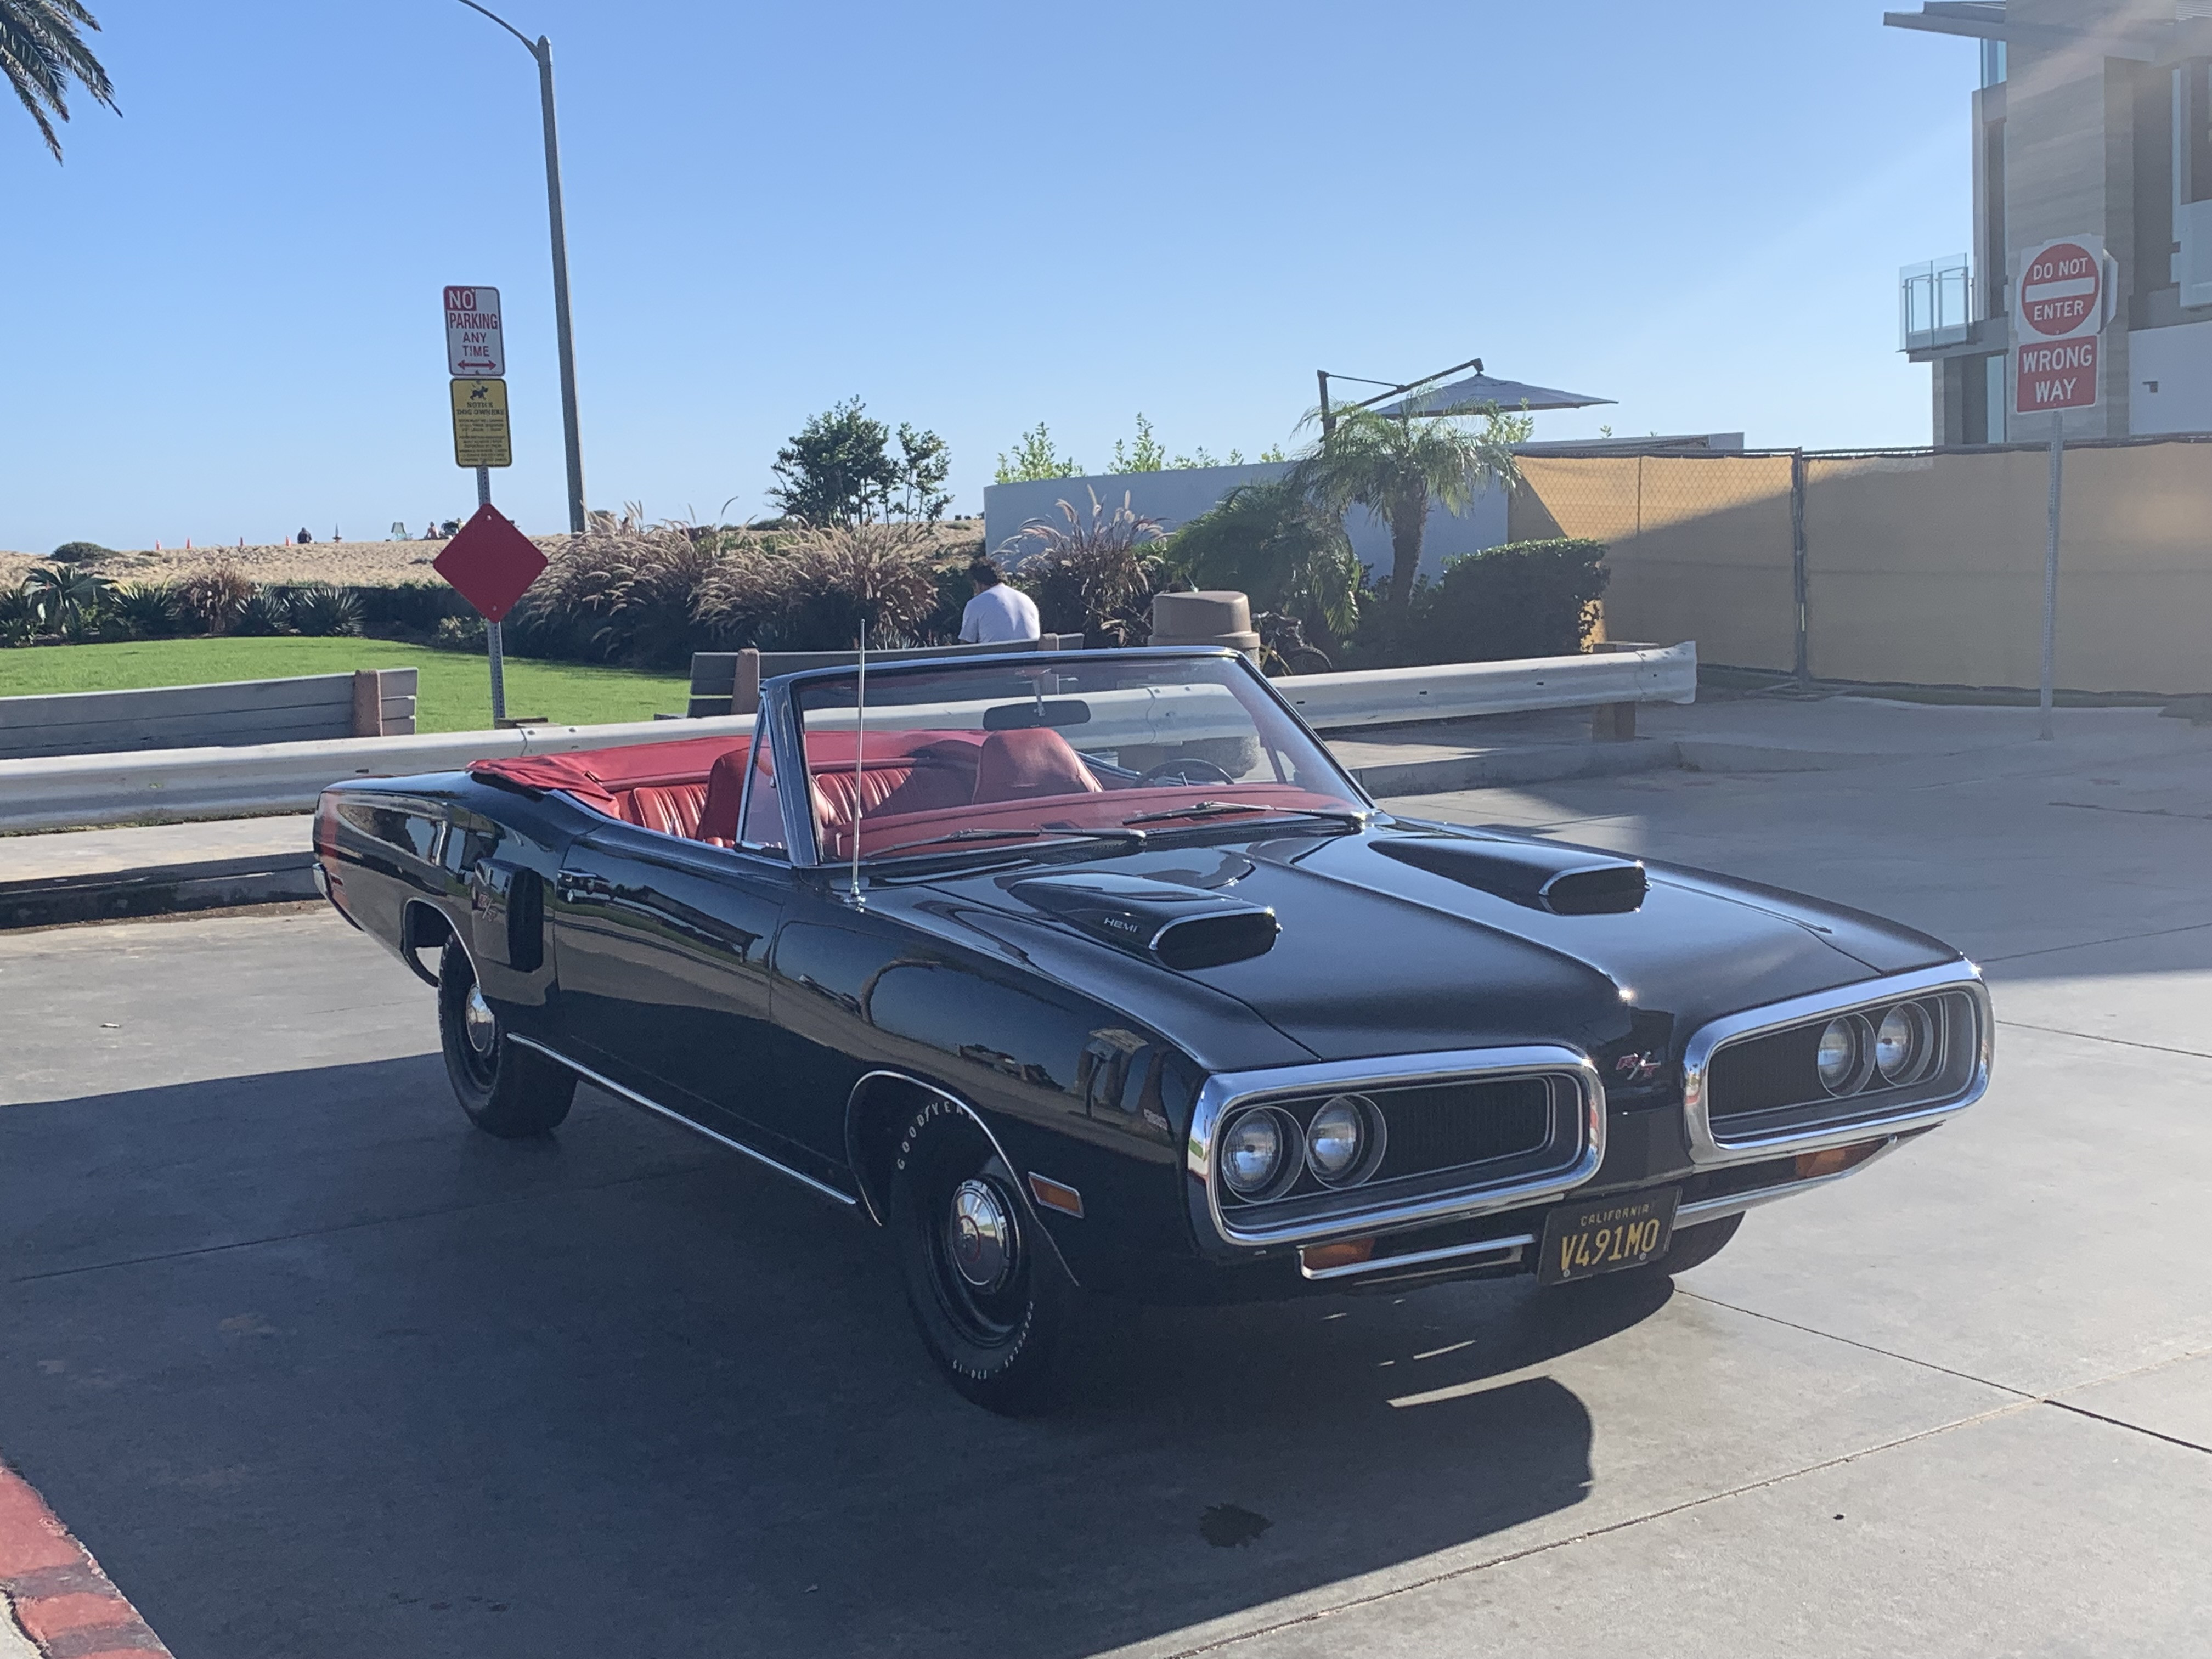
[699,748,751,843]
[973,728,1102,803]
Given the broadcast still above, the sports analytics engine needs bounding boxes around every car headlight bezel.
[1815,1013,1879,1097]
[1875,1000,1937,1086]
[1304,1093,1386,1188]
[1220,1106,1300,1200]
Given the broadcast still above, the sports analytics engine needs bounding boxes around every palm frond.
[0,0,117,161]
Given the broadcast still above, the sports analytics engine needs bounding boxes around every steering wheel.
[1136,757,1236,787]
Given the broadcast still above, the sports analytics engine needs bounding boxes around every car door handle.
[556,871,612,901]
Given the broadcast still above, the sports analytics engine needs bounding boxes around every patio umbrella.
[1371,371,1613,417]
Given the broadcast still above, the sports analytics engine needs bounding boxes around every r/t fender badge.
[1613,1051,1664,1085]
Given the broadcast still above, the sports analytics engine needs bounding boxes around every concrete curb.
[0,853,318,931]
[1351,737,1680,798]
[0,1462,172,1658]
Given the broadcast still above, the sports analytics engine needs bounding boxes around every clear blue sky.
[0,1,1976,552]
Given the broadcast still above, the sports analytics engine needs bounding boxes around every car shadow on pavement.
[0,1058,1665,1659]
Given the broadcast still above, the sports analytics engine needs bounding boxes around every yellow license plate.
[1537,1188,1680,1285]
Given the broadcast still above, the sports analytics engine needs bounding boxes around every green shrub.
[355,582,475,639]
[49,541,113,563]
[433,614,488,652]
[174,562,253,634]
[286,584,364,638]
[1390,538,1609,665]
[108,583,180,639]
[233,590,295,637]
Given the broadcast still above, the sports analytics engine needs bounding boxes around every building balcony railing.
[1900,254,1973,351]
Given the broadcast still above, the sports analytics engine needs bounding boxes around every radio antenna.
[848,617,866,907]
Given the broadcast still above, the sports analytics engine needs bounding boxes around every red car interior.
[470,728,1341,858]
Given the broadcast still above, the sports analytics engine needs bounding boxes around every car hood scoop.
[1007,872,1279,970]
[1372,836,1648,916]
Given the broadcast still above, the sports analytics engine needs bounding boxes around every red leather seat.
[972,729,1102,803]
[698,748,752,844]
[622,782,710,839]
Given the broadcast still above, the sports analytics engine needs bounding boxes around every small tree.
[895,422,951,521]
[769,399,901,526]
[994,422,1082,484]
[1285,404,1530,632]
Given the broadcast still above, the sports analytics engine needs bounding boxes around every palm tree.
[1286,404,1527,633]
[3,0,118,162]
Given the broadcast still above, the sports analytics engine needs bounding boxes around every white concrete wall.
[983,462,1509,586]
[2126,320,2212,434]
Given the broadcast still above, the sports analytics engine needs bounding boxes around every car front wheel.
[436,939,575,1138]
[887,1097,1078,1415]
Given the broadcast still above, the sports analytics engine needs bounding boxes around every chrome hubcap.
[463,984,498,1056]
[946,1178,1015,1292]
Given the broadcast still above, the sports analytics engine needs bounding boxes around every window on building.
[1979,39,2006,89]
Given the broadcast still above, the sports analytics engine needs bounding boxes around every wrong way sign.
[2014,236,2110,415]
[445,285,505,378]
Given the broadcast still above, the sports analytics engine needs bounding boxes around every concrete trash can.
[1150,590,1260,654]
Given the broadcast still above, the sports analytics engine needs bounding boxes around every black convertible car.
[313,647,1992,1412]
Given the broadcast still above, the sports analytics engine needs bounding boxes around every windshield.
[789,654,1364,863]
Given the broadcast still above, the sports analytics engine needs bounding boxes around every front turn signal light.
[1795,1139,1886,1181]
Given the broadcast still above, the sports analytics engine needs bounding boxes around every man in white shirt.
[958,557,1041,645]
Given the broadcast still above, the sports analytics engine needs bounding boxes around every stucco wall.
[983,463,1508,585]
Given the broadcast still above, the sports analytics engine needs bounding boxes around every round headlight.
[1816,1015,1873,1096]
[1306,1096,1368,1183]
[1221,1110,1286,1198]
[1876,1001,1934,1084]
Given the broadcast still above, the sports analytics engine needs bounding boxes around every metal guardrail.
[0,644,1695,833]
[1278,642,1696,730]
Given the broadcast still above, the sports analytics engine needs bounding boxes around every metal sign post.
[476,465,505,723]
[445,287,518,726]
[2012,235,2113,741]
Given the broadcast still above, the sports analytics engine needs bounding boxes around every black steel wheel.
[888,1097,1077,1415]
[436,939,575,1138]
[1279,645,1334,676]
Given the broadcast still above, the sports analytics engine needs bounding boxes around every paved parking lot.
[1,700,2207,1657]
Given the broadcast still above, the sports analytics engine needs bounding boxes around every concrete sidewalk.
[0,815,315,930]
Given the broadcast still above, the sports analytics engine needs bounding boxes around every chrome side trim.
[509,1035,858,1207]
[840,1068,1082,1285]
[1187,1045,1606,1250]
[1299,1232,1535,1283]
[1680,961,1994,1169]
[1673,1137,1904,1226]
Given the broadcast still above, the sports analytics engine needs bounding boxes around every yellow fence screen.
[1511,454,1798,672]
[1510,441,2212,693]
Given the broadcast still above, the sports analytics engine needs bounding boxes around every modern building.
[1889,0,2212,440]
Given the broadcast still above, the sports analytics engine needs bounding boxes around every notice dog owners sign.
[2013,238,2109,415]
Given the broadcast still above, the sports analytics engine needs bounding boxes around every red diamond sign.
[433,504,546,622]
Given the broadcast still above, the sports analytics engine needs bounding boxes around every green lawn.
[0,638,691,732]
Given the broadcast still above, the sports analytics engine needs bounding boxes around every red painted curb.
[0,1464,170,1659]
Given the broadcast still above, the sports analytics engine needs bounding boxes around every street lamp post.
[458,1,588,534]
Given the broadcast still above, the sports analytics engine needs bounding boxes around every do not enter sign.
[2015,235,2110,415]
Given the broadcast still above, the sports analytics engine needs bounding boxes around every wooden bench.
[683,636,1084,719]
[0,668,418,761]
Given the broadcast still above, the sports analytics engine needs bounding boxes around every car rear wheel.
[888,1098,1077,1416]
[436,939,575,1138]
